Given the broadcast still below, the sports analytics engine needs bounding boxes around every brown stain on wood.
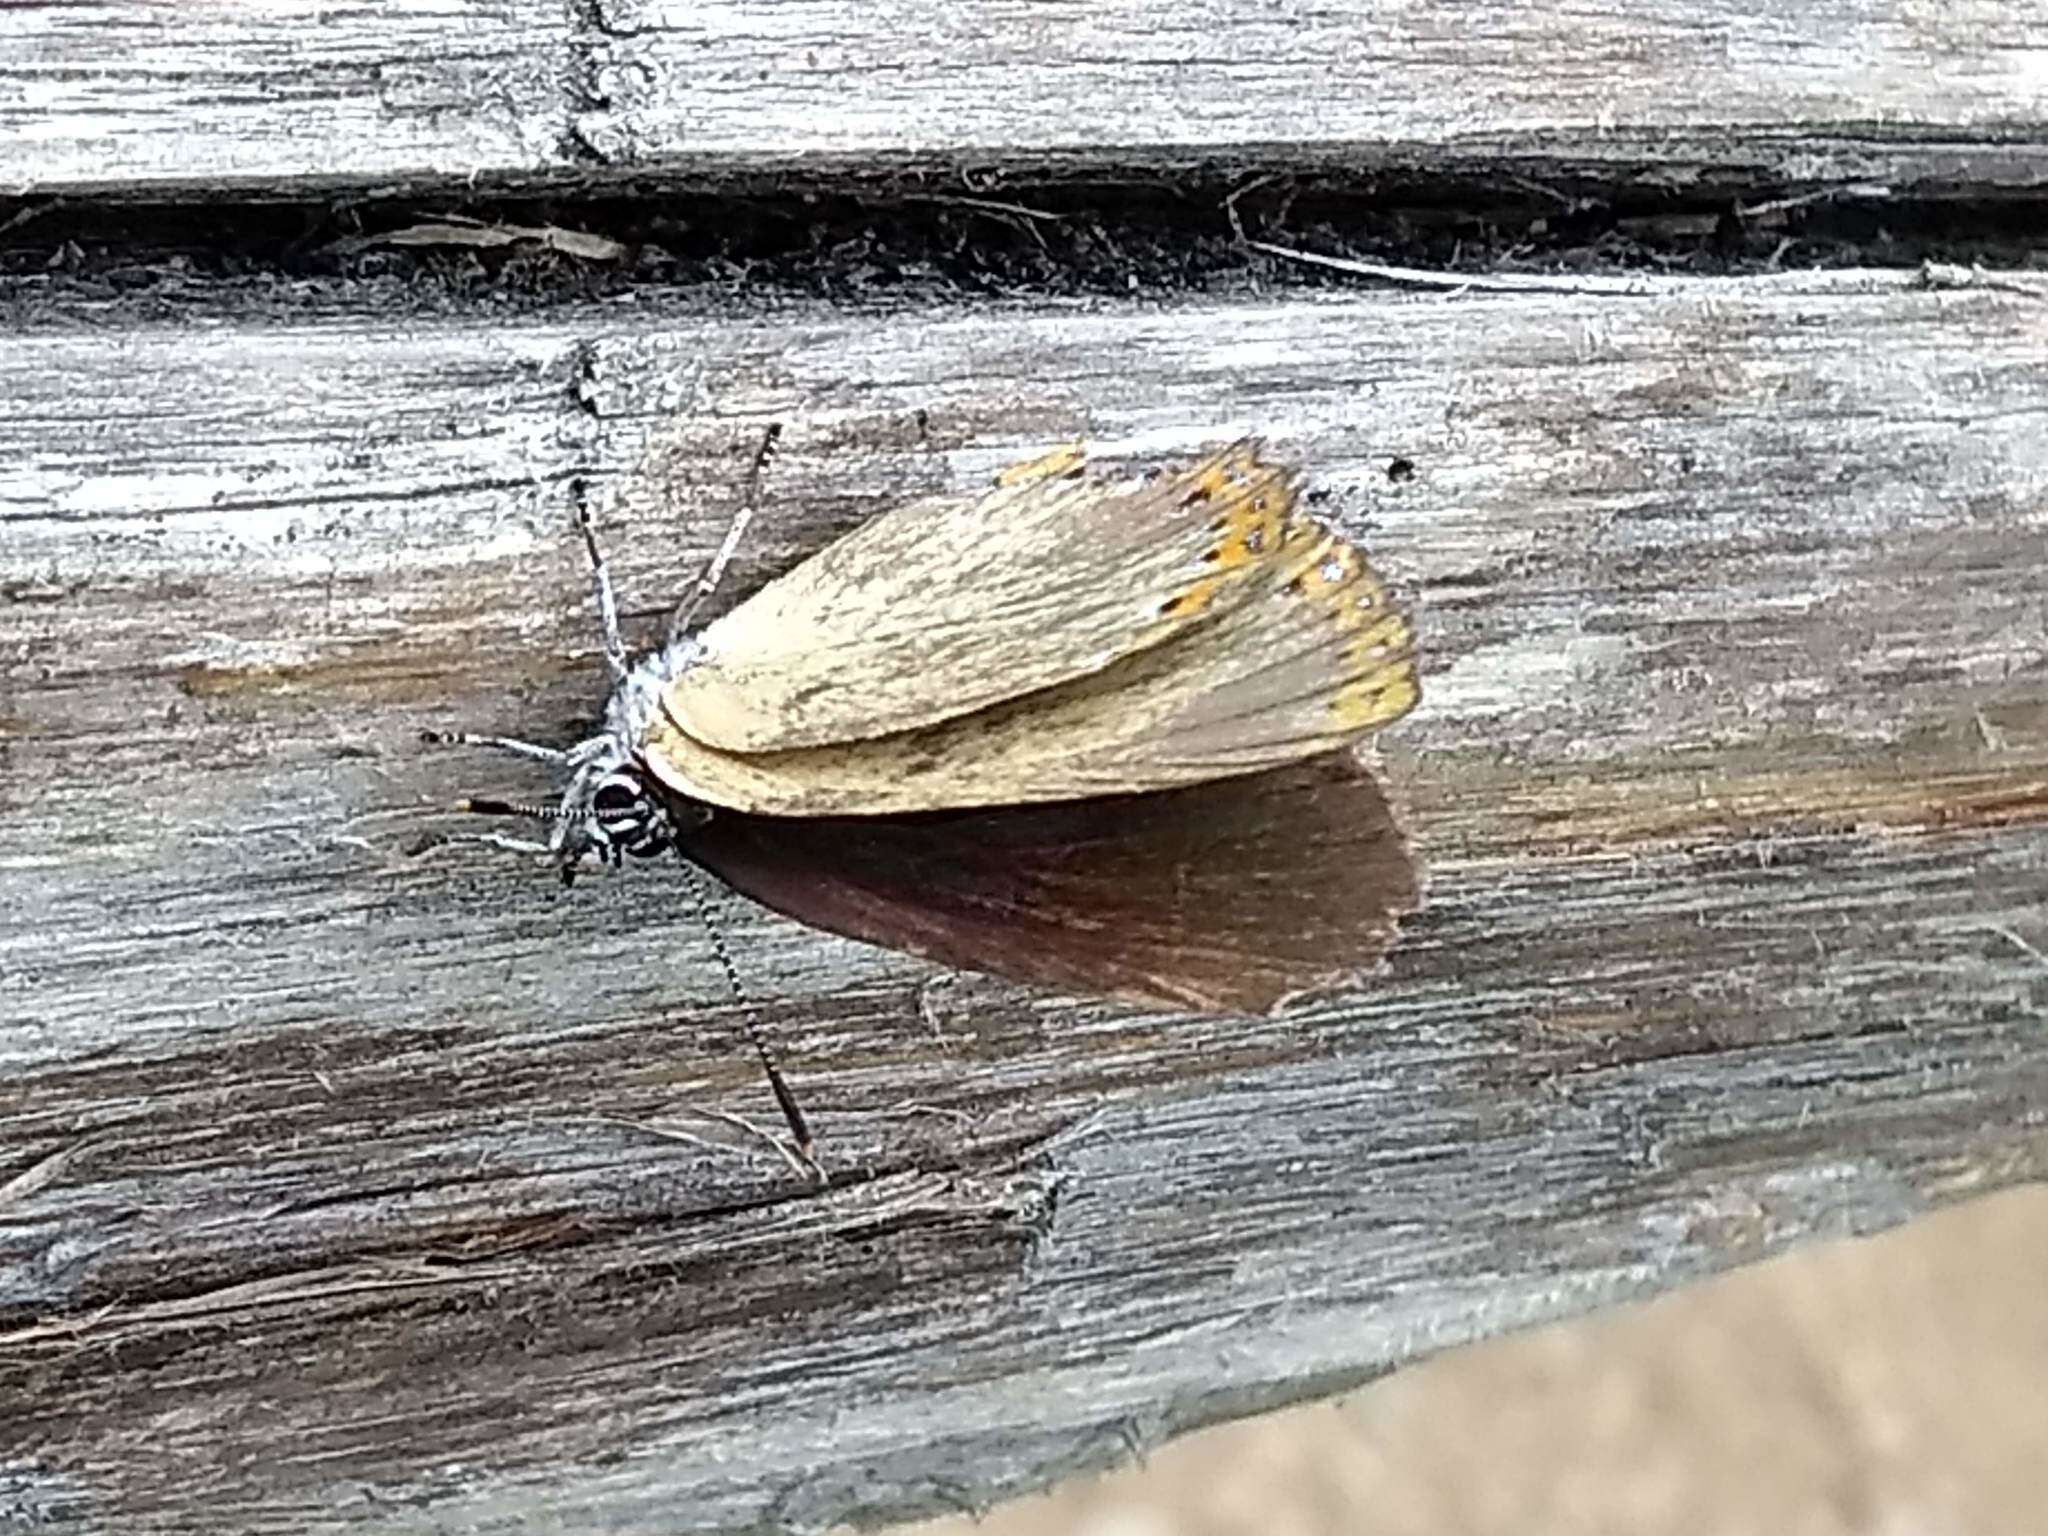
[173,645,480,706]
[1402,751,2048,860]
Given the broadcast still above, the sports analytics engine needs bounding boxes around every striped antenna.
[454,797,591,821]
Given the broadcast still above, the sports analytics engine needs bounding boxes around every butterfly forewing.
[664,440,1320,753]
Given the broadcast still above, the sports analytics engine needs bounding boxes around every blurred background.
[897,1186,2046,1536]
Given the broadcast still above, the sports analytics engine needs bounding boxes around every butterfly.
[431,430,1420,1018]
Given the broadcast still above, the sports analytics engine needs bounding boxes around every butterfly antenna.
[453,796,571,820]
[669,422,783,643]
[420,729,569,766]
[679,864,820,1180]
[575,493,631,684]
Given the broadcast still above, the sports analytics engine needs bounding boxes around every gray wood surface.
[6,0,2046,195]
[1,0,570,195]
[3,271,2045,1533]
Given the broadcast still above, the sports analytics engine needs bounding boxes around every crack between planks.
[9,168,2048,311]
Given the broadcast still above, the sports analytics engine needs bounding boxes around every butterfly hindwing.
[679,753,1418,1014]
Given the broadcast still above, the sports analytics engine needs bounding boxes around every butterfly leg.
[668,422,783,644]
[680,863,823,1183]
[576,504,631,683]
[415,828,554,858]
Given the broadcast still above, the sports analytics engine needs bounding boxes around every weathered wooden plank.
[4,0,2045,197]
[2,273,2046,1533]
[0,0,571,196]
[584,0,2048,186]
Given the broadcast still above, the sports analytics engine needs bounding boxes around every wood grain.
[4,0,2045,195]
[3,273,2046,1532]
[583,0,2048,184]
[0,0,570,195]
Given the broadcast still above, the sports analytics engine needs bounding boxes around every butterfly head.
[439,730,711,887]
[584,765,674,859]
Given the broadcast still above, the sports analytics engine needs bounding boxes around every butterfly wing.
[680,753,1417,1015]
[665,440,1318,752]
[638,513,1417,815]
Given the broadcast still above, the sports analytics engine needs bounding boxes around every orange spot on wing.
[1266,527,1420,731]
[995,441,1088,487]
[1206,490,1288,571]
[1331,663,1420,728]
[1156,451,1307,623]
[1163,576,1224,618]
[1344,611,1409,664]
[1176,441,1265,508]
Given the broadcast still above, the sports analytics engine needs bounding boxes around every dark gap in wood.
[4,167,2044,316]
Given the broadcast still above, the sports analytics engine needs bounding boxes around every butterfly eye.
[592,776,644,819]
